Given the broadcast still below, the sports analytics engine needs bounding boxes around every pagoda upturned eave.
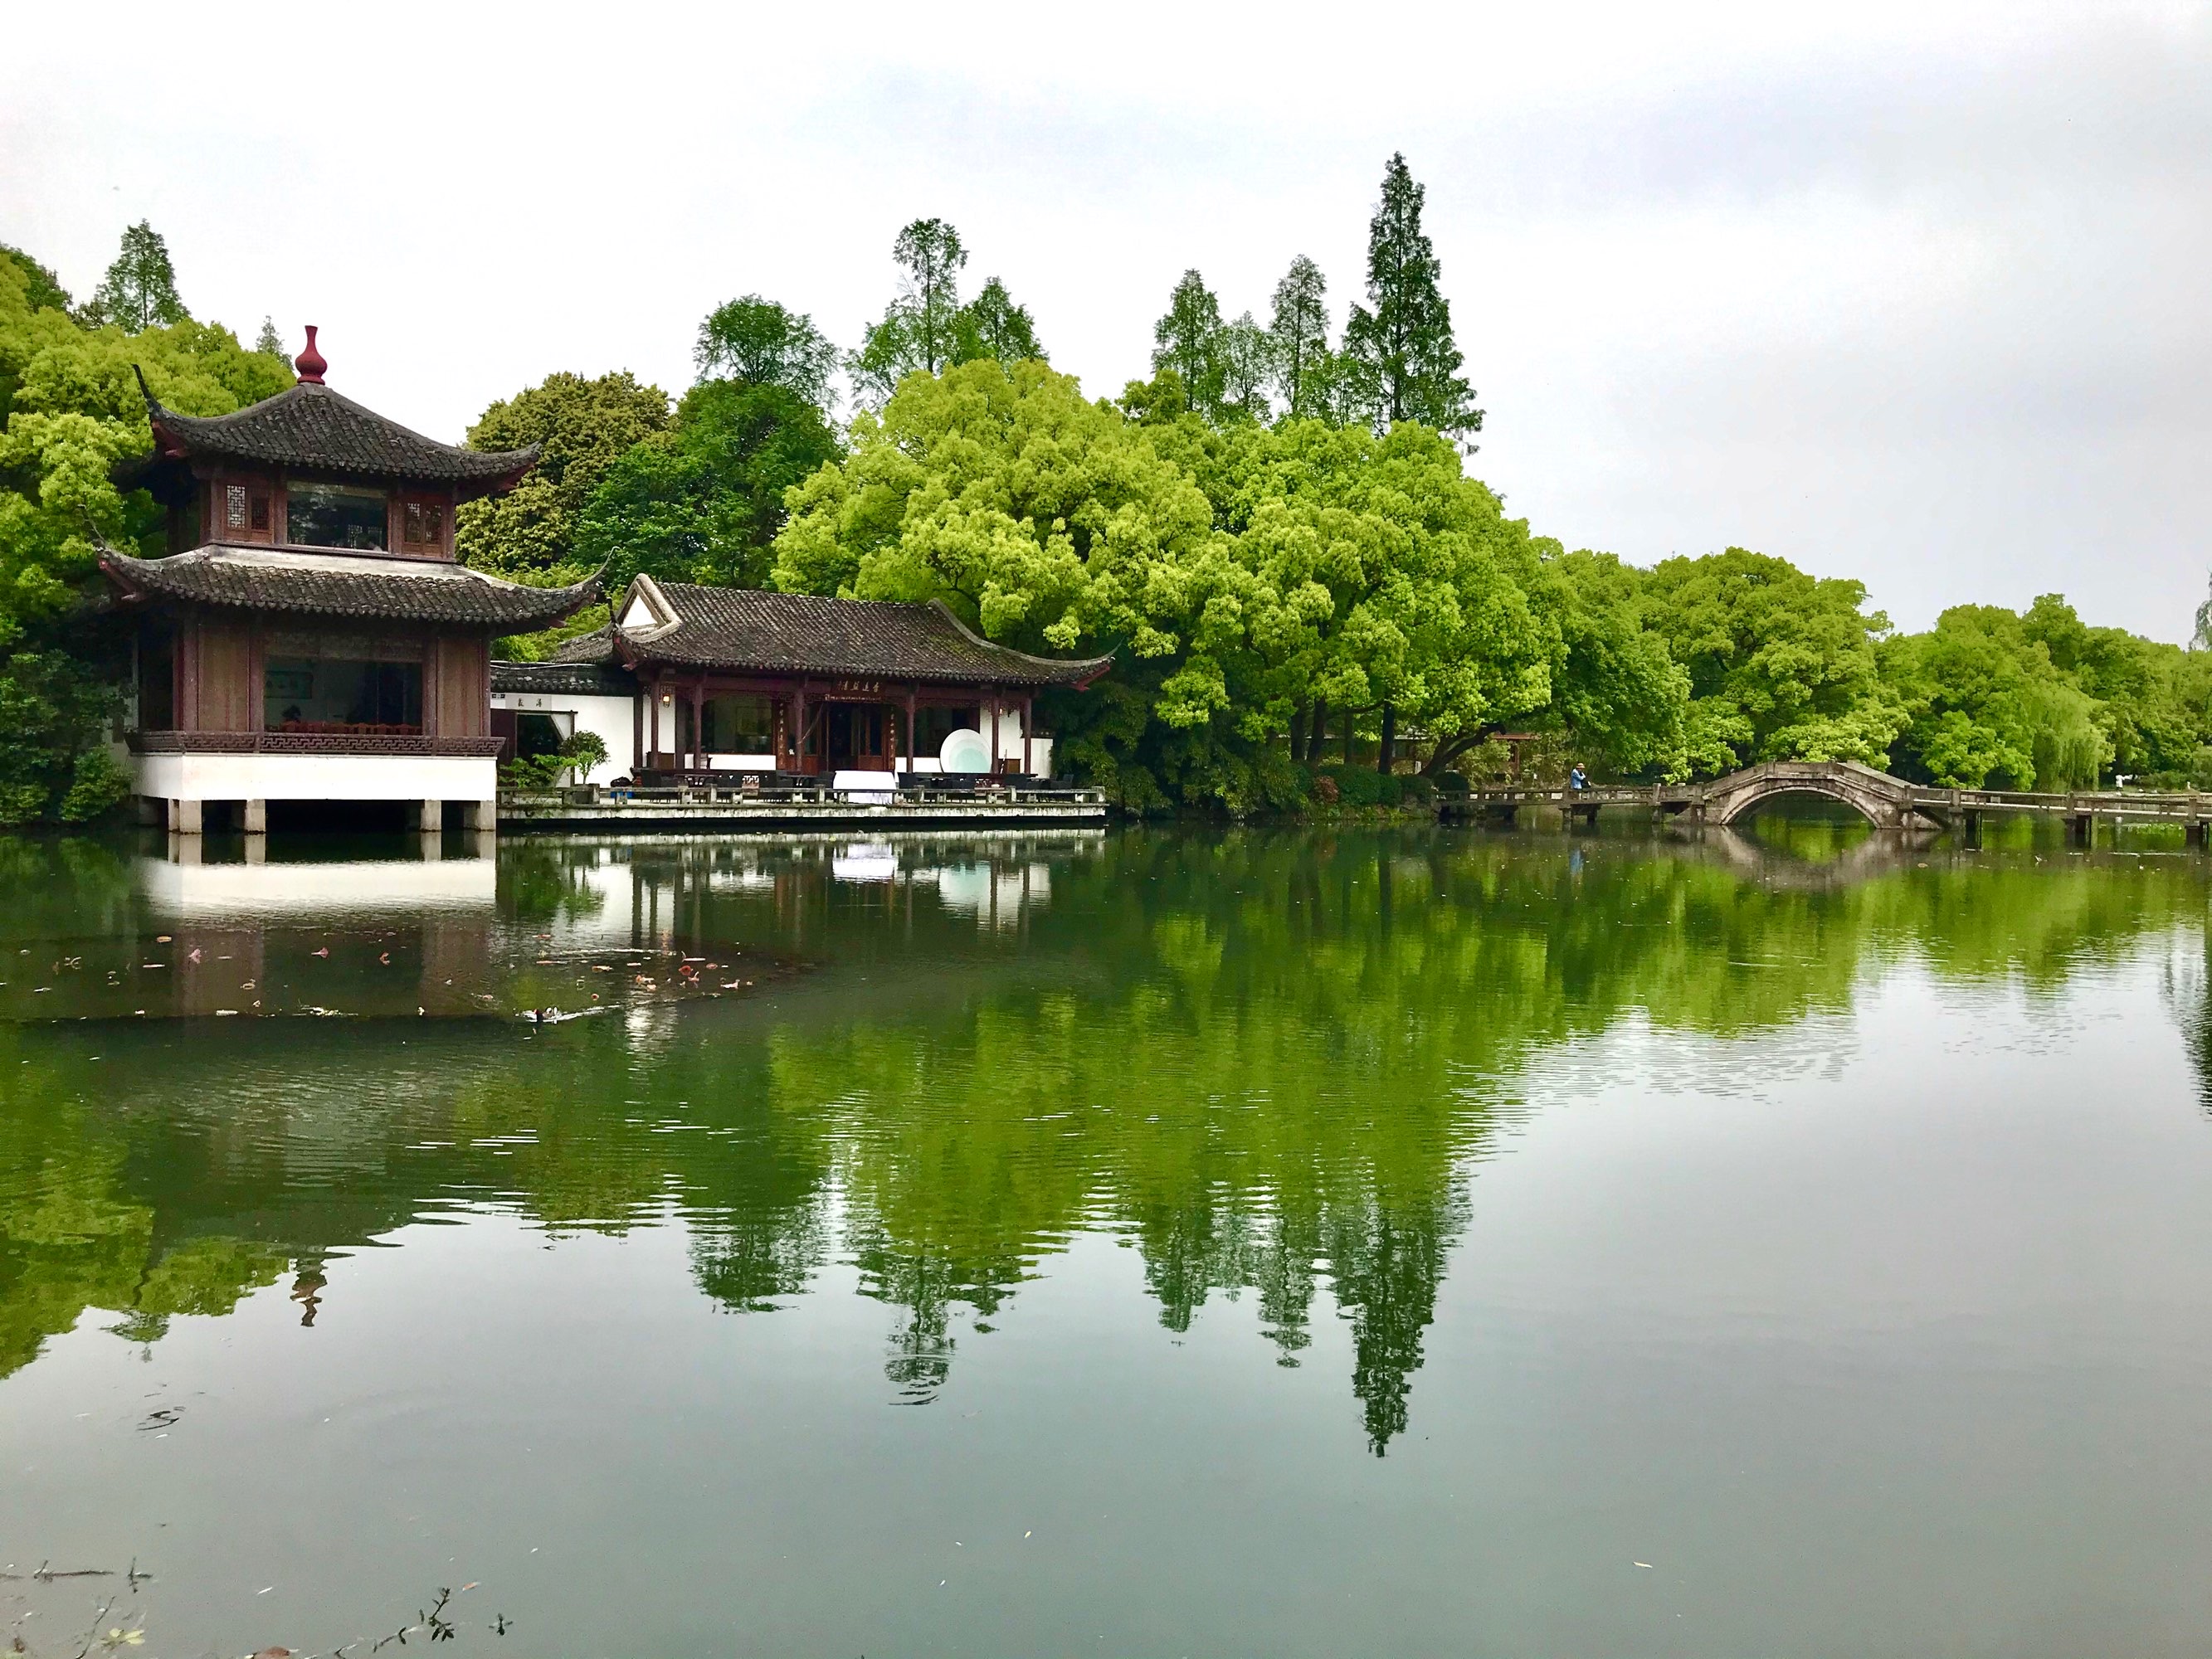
[114,379,538,504]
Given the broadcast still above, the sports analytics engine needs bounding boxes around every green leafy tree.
[561,727,609,784]
[1640,547,1902,772]
[954,276,1045,365]
[849,218,969,404]
[254,316,285,358]
[1146,414,1556,789]
[694,294,839,411]
[776,357,1210,650]
[1524,549,1693,781]
[0,246,70,315]
[1880,603,2109,788]
[1340,154,1480,440]
[572,377,839,596]
[1151,270,1227,421]
[84,221,189,334]
[0,252,291,820]
[456,370,670,583]
[1268,255,1333,422]
[1876,591,2212,790]
[775,357,1554,811]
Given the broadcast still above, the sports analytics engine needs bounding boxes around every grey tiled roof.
[117,382,536,490]
[491,659,637,697]
[589,579,1113,688]
[101,547,599,630]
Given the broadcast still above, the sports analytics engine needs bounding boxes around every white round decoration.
[939,727,991,774]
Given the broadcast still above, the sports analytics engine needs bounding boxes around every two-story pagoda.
[105,328,598,833]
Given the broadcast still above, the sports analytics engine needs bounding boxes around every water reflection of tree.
[5,830,2209,1454]
[496,840,611,926]
[2162,927,2212,1113]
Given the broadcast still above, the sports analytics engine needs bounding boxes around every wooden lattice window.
[226,484,249,531]
[402,499,446,551]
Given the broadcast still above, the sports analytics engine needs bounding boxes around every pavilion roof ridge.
[116,375,539,497]
[602,579,1111,688]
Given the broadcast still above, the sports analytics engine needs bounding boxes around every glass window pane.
[704,694,774,752]
[286,484,388,550]
[265,656,421,732]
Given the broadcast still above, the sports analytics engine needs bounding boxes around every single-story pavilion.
[494,574,1112,781]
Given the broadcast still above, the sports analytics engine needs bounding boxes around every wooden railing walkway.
[498,778,1110,831]
[1452,760,2212,844]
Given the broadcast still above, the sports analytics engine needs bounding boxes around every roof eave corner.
[524,573,606,635]
[460,445,542,503]
[924,597,1112,687]
[96,551,148,603]
[127,366,192,465]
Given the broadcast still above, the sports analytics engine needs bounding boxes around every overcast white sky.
[4,1,2207,637]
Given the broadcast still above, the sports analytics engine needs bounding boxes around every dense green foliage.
[0,231,292,822]
[773,358,1576,810]
[572,378,840,596]
[5,187,2212,822]
[1880,595,2212,789]
[1636,547,1902,771]
[1,245,71,316]
[694,294,839,411]
[455,369,671,584]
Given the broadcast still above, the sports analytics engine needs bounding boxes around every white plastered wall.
[491,686,1058,776]
[905,709,1053,776]
[133,752,496,803]
[490,691,637,777]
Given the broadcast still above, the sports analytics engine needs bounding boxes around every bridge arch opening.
[1715,784,1885,830]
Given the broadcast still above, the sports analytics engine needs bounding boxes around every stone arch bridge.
[1457,760,2212,844]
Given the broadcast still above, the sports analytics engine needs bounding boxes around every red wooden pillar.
[632,685,643,774]
[905,688,918,776]
[988,689,1000,776]
[1022,693,1033,776]
[690,679,704,772]
[649,674,662,768]
[791,684,807,775]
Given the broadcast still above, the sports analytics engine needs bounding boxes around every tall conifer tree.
[1341,155,1481,440]
[1268,255,1332,421]
[956,277,1046,365]
[849,218,970,404]
[86,221,188,334]
[1151,269,1227,420]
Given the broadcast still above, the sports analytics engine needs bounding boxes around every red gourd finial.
[295,324,327,385]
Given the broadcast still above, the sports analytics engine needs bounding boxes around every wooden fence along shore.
[491,759,2209,840]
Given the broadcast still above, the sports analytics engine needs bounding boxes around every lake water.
[4,820,2211,1657]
